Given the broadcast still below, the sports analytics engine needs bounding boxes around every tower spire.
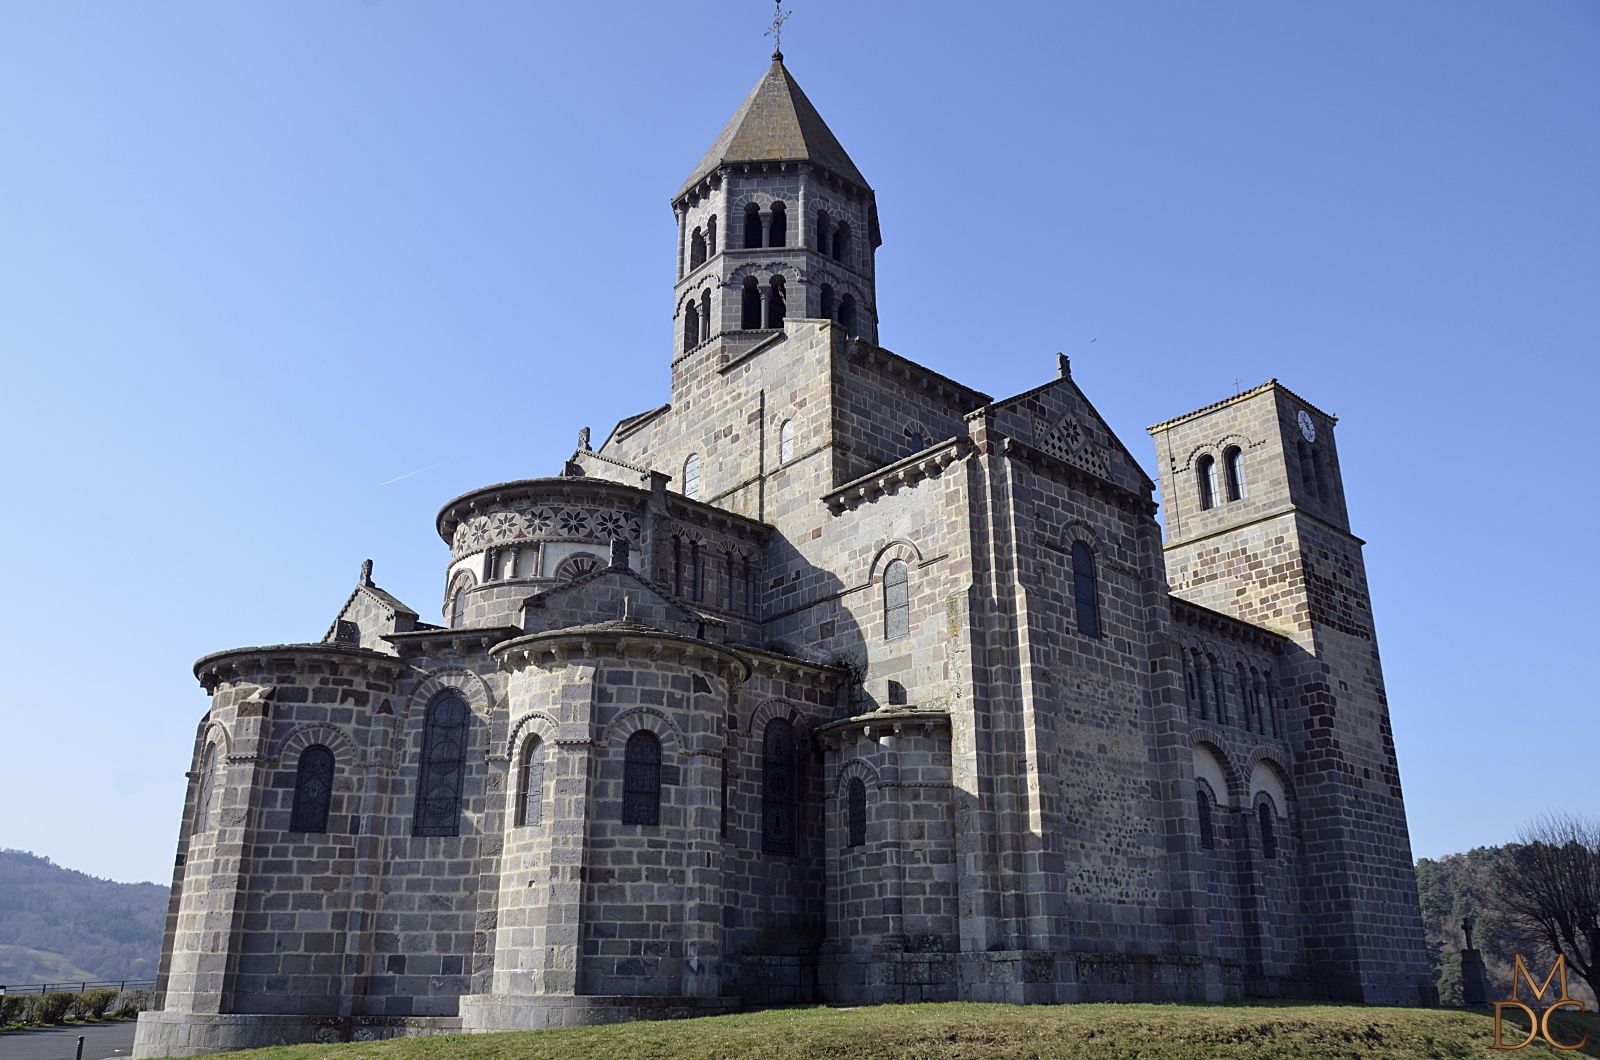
[764,0,791,61]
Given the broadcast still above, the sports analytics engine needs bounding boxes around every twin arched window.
[883,560,909,640]
[683,299,700,348]
[742,202,790,248]
[1071,541,1101,638]
[846,777,866,849]
[516,737,545,827]
[766,276,787,328]
[741,276,762,329]
[414,691,469,837]
[762,718,798,855]
[622,730,662,826]
[689,226,707,269]
[1197,455,1217,511]
[1223,446,1246,502]
[290,745,335,834]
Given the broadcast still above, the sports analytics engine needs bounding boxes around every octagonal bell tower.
[670,52,882,380]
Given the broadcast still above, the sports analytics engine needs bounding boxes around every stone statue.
[359,558,374,587]
[578,426,592,451]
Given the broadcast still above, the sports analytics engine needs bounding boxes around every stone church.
[135,53,1433,1056]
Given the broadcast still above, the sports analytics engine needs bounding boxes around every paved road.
[0,1023,137,1060]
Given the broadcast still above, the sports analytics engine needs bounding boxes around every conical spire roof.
[676,58,869,201]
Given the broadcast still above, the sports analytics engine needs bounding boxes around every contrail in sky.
[379,460,448,486]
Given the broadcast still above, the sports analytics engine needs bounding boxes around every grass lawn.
[226,1001,1600,1060]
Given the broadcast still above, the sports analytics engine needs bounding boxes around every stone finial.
[359,558,374,586]
[1057,352,1072,379]
[609,536,631,570]
[578,426,592,451]
[1461,915,1475,950]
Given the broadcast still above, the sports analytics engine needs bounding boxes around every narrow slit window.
[762,718,798,855]
[778,419,795,464]
[516,737,545,827]
[1197,455,1217,511]
[1258,800,1278,860]
[1197,785,1215,850]
[883,559,910,640]
[683,453,701,500]
[846,777,866,848]
[1071,541,1101,637]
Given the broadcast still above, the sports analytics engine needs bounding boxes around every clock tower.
[1148,381,1432,1004]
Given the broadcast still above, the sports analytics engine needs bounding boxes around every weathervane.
[765,0,791,60]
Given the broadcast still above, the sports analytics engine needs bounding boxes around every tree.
[1494,812,1600,1003]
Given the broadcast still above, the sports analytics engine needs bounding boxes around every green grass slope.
[230,1002,1600,1060]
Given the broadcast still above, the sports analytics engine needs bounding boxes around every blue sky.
[1,2,1595,886]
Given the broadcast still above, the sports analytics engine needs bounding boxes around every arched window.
[819,284,834,321]
[683,453,701,500]
[743,203,762,248]
[1197,455,1217,511]
[447,572,475,628]
[683,299,700,348]
[1211,658,1228,726]
[1223,446,1246,502]
[194,744,218,835]
[414,691,469,837]
[743,557,755,614]
[1197,783,1215,850]
[516,737,545,827]
[673,535,684,595]
[778,419,795,464]
[815,209,829,252]
[724,551,736,611]
[690,539,703,600]
[1312,450,1330,503]
[837,295,856,336]
[831,222,850,262]
[768,201,787,247]
[689,227,706,269]
[762,718,798,855]
[765,276,786,329]
[706,215,717,257]
[1183,651,1199,716]
[554,552,603,581]
[1258,799,1278,859]
[289,744,334,834]
[1237,663,1253,732]
[1071,541,1101,637]
[622,730,661,826]
[1194,651,1211,720]
[700,288,712,339]
[846,777,866,849]
[883,559,910,640]
[741,276,762,329]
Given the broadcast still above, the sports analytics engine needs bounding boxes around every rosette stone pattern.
[133,56,1433,1058]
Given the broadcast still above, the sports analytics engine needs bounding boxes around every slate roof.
[676,58,869,201]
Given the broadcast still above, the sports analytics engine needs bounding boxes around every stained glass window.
[414,691,469,837]
[1197,454,1217,510]
[516,737,544,827]
[289,745,334,834]
[622,730,661,826]
[846,777,866,849]
[1071,541,1100,638]
[763,718,798,855]
[883,560,909,641]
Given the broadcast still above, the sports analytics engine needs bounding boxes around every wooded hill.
[0,849,167,986]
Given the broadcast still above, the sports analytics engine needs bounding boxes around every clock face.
[1297,410,1317,443]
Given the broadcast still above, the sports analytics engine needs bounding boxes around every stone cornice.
[437,478,652,543]
[193,644,412,694]
[845,341,991,409]
[1170,597,1287,653]
[491,624,754,683]
[823,438,971,514]
[1145,379,1339,434]
[384,626,523,659]
[815,707,951,749]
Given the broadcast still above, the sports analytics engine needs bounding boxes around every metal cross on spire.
[765,0,791,60]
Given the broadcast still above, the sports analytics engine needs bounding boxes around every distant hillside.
[0,849,168,985]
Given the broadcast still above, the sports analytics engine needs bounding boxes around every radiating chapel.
[135,51,1433,1056]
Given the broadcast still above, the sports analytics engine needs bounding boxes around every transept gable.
[518,564,724,641]
[989,364,1153,497]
